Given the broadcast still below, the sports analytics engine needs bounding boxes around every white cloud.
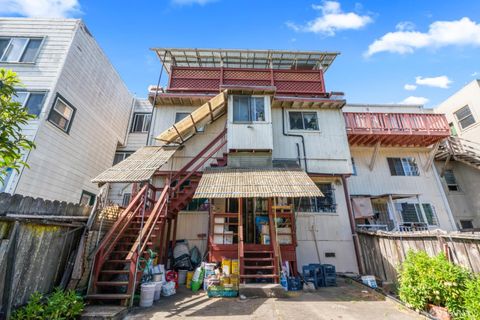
[400,96,429,105]
[415,75,452,89]
[171,0,216,5]
[287,1,373,36]
[365,17,480,56]
[404,84,417,91]
[0,0,80,18]
[472,71,479,77]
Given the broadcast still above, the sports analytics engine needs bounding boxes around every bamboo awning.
[92,146,178,184]
[155,90,227,144]
[193,168,324,198]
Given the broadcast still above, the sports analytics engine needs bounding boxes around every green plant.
[461,276,480,320]
[397,250,471,315]
[11,288,84,320]
[0,68,36,184]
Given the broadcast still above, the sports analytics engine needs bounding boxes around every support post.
[424,141,441,172]
[369,141,381,171]
[387,195,400,230]
[2,221,20,320]
[238,198,244,282]
[416,195,429,227]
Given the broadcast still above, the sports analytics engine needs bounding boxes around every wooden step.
[105,259,129,264]
[86,294,131,300]
[96,281,129,286]
[240,274,279,278]
[100,270,132,274]
[243,258,273,261]
[243,266,274,270]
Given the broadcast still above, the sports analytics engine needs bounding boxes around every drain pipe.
[341,175,364,275]
[282,107,308,172]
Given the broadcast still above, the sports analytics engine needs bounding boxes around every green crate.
[207,286,239,298]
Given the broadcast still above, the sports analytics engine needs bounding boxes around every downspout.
[341,175,364,274]
[281,107,308,172]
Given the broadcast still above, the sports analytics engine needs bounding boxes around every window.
[122,193,131,207]
[13,91,47,116]
[184,198,209,211]
[294,183,336,213]
[289,111,319,130]
[454,105,476,130]
[113,151,133,165]
[444,170,459,191]
[397,203,438,225]
[351,158,357,176]
[175,112,204,132]
[80,190,95,206]
[460,220,474,230]
[449,122,457,136]
[387,157,419,176]
[131,113,151,133]
[232,96,265,122]
[0,37,43,63]
[47,95,75,133]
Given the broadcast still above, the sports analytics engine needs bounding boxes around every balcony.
[167,66,326,96]
[344,112,450,147]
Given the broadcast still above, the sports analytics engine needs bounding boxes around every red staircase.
[241,245,278,282]
[87,129,227,305]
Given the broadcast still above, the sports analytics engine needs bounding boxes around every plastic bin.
[287,276,302,291]
[140,283,156,307]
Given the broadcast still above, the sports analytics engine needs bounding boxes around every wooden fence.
[357,230,480,283]
[0,193,91,318]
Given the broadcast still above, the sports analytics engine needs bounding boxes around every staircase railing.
[91,184,149,291]
[448,136,480,157]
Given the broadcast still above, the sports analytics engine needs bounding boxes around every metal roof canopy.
[193,168,324,199]
[152,48,340,74]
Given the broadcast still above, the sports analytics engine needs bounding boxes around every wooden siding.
[348,147,456,230]
[13,20,133,202]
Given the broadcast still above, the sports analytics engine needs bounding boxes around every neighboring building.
[434,80,480,230]
[0,18,133,204]
[343,104,455,232]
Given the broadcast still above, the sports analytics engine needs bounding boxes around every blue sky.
[2,0,480,108]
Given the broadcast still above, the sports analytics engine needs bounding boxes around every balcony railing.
[167,66,326,96]
[344,112,450,146]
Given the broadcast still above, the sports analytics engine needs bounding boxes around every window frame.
[175,112,205,132]
[113,151,133,165]
[288,110,320,131]
[231,95,267,123]
[47,94,76,133]
[0,36,44,64]
[443,169,459,191]
[454,105,476,130]
[13,90,48,117]
[459,219,474,230]
[351,157,357,176]
[130,112,152,133]
[79,190,96,206]
[387,157,420,176]
[293,182,337,213]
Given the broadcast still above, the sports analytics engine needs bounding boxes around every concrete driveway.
[126,278,423,320]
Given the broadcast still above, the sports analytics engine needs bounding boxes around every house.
[88,48,455,304]
[434,80,480,230]
[0,18,133,204]
[344,104,455,232]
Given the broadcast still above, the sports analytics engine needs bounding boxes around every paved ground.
[126,278,423,320]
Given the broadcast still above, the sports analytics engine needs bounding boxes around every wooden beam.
[424,141,441,172]
[2,221,20,320]
[369,141,381,171]
[440,155,451,177]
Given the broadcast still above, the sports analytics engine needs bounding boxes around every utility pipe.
[281,107,308,172]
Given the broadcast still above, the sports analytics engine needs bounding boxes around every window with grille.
[47,95,75,133]
[131,113,151,133]
[289,111,319,130]
[387,157,419,176]
[294,183,336,213]
[232,96,265,122]
[397,202,438,225]
[460,220,474,230]
[444,170,459,191]
[0,37,43,63]
[454,105,475,130]
[13,91,47,116]
[80,190,95,206]
[184,198,209,211]
[122,193,131,207]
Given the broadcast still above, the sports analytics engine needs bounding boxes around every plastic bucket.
[153,282,162,301]
[178,269,188,285]
[152,273,163,282]
[140,283,156,307]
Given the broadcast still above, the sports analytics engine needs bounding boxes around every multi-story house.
[88,48,454,304]
[434,79,480,230]
[344,104,455,232]
[0,18,133,204]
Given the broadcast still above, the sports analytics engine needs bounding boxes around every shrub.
[398,250,471,314]
[461,276,480,320]
[12,288,84,320]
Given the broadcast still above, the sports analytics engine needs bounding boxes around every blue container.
[287,276,302,291]
[323,264,336,275]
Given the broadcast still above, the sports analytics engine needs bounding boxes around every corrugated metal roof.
[92,146,177,184]
[193,168,323,198]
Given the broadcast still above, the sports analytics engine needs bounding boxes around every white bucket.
[153,282,162,301]
[140,283,156,307]
[178,269,188,285]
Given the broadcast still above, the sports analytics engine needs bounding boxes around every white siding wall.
[348,147,455,230]
[13,20,133,202]
[272,107,352,174]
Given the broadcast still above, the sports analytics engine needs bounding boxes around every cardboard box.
[261,224,270,235]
